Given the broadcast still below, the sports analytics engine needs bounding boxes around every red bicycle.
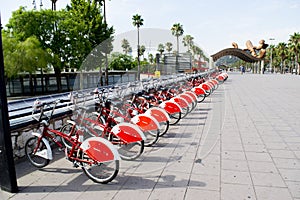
[25,99,120,183]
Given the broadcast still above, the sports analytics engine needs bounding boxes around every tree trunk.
[29,74,33,96]
[54,67,62,92]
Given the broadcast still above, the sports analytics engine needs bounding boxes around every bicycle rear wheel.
[116,140,144,161]
[80,150,119,184]
[25,136,50,168]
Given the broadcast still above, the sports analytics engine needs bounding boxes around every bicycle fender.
[201,83,212,92]
[192,87,206,96]
[178,93,193,104]
[184,91,197,102]
[159,100,182,114]
[31,132,53,160]
[171,96,189,108]
[111,122,146,143]
[80,137,120,162]
[145,107,171,122]
[131,114,160,131]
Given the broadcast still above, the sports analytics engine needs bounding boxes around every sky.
[1,0,300,57]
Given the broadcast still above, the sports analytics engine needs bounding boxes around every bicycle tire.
[181,107,189,118]
[60,124,77,149]
[116,140,144,161]
[158,120,169,137]
[169,112,181,125]
[197,95,206,103]
[79,150,119,184]
[25,136,50,168]
[143,130,159,147]
[85,114,106,138]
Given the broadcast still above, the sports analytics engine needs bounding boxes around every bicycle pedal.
[73,162,79,168]
[58,147,65,152]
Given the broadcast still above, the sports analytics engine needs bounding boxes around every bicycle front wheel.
[158,121,169,137]
[25,136,50,168]
[117,140,144,161]
[143,130,159,147]
[80,150,119,184]
[169,112,182,125]
[60,124,77,149]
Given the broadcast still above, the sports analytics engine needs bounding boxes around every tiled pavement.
[1,72,300,200]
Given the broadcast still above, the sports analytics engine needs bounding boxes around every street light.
[269,38,275,73]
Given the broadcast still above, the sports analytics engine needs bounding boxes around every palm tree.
[132,14,144,80]
[139,45,146,59]
[275,42,288,73]
[157,43,165,57]
[288,32,300,74]
[182,35,194,53]
[171,23,184,54]
[165,42,173,53]
[121,38,131,54]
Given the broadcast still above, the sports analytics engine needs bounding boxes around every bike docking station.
[3,68,228,195]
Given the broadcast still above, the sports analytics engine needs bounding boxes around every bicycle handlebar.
[32,99,71,123]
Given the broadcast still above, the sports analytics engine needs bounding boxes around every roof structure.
[211,48,262,63]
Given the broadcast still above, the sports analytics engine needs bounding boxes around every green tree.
[139,45,146,58]
[121,38,131,54]
[7,1,113,90]
[148,53,154,64]
[171,23,184,53]
[288,32,300,74]
[157,43,165,56]
[132,14,144,80]
[3,33,51,78]
[165,42,173,53]
[182,34,194,53]
[275,42,288,73]
[109,52,136,70]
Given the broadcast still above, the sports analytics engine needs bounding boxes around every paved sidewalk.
[1,72,300,200]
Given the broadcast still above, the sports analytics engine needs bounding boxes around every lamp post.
[269,38,275,73]
[0,15,18,193]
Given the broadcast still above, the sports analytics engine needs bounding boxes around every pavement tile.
[191,162,220,176]
[241,137,264,145]
[148,187,186,200]
[221,159,248,172]
[251,172,286,187]
[222,151,246,161]
[243,144,267,152]
[294,151,300,159]
[185,188,220,200]
[278,169,300,182]
[284,137,300,143]
[245,152,273,162]
[248,161,278,173]
[254,186,293,200]
[264,142,289,150]
[221,183,256,200]
[111,189,152,200]
[287,143,300,151]
[221,169,252,185]
[222,143,244,151]
[273,158,300,169]
[285,181,300,198]
[156,171,190,187]
[188,174,220,191]
[269,149,296,159]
